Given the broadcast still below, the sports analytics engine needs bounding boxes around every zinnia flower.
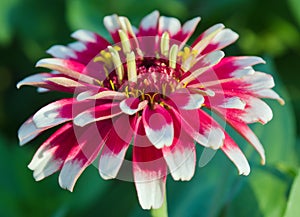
[17,10,284,209]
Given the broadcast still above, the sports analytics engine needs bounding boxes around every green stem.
[150,194,168,217]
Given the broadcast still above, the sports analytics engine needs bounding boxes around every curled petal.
[119,98,148,115]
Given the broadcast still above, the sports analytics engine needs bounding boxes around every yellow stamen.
[109,80,116,91]
[119,30,131,54]
[169,44,178,69]
[108,46,124,82]
[160,32,170,57]
[127,51,137,83]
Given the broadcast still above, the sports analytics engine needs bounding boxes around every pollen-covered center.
[92,31,196,104]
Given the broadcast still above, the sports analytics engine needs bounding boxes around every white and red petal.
[158,16,181,37]
[47,45,78,59]
[221,134,250,175]
[99,115,136,179]
[119,98,148,115]
[73,102,122,127]
[253,89,285,105]
[138,10,159,36]
[28,123,75,181]
[191,23,225,54]
[32,99,74,128]
[162,120,196,181]
[36,58,98,85]
[201,28,239,54]
[133,117,167,209]
[76,89,126,101]
[174,17,201,49]
[142,104,174,149]
[165,90,204,110]
[59,120,112,191]
[18,117,51,146]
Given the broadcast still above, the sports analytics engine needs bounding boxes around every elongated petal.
[162,119,196,181]
[133,117,167,209]
[18,117,51,146]
[99,115,136,179]
[28,123,75,181]
[59,120,112,191]
[33,99,74,128]
[174,17,201,49]
[201,28,239,54]
[36,58,98,85]
[143,104,174,149]
[17,73,52,89]
[74,102,122,127]
[221,134,250,175]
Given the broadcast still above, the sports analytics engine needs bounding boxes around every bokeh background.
[1,0,300,216]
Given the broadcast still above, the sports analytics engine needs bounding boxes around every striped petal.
[32,99,74,128]
[119,98,148,115]
[142,104,174,149]
[36,58,98,85]
[73,102,122,127]
[165,90,204,110]
[18,117,51,146]
[221,134,250,175]
[133,117,167,209]
[162,118,196,181]
[28,123,75,181]
[99,115,136,179]
[59,120,112,191]
[201,28,239,54]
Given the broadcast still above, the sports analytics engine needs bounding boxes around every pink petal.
[173,17,201,49]
[74,102,122,127]
[36,58,98,85]
[142,104,174,149]
[158,16,181,37]
[59,120,112,191]
[99,115,137,179]
[28,123,75,181]
[18,117,51,146]
[119,98,148,115]
[32,99,74,128]
[138,10,159,36]
[133,117,167,209]
[164,89,204,110]
[201,28,239,54]
[221,134,250,175]
[162,119,196,181]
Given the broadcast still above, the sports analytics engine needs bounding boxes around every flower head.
[18,11,284,209]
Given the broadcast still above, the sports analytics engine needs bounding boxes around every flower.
[17,10,284,209]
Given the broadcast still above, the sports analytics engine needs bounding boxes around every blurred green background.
[1,0,300,216]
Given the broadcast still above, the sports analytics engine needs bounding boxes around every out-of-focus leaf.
[66,0,188,41]
[251,57,297,169]
[283,167,300,217]
[224,167,289,217]
[288,0,300,26]
[0,0,20,45]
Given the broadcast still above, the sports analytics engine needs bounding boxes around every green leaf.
[283,168,300,217]
[251,57,297,168]
[224,167,289,217]
[288,0,300,26]
[0,0,20,45]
